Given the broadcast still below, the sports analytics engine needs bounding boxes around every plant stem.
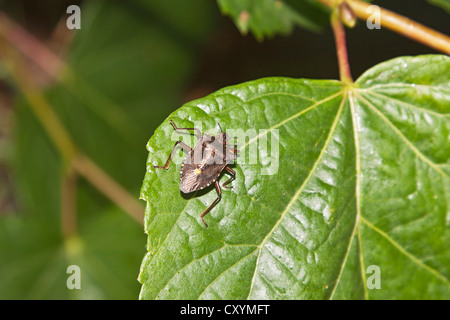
[318,0,450,55]
[331,9,353,84]
[347,0,450,55]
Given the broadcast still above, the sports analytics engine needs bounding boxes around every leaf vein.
[241,90,344,151]
[246,90,348,298]
[348,91,366,299]
[358,83,450,93]
[360,90,450,118]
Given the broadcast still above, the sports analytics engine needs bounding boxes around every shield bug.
[154,120,238,227]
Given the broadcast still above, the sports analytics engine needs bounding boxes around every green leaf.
[216,0,374,40]
[427,0,450,14]
[217,0,329,40]
[139,55,450,299]
[0,96,146,299]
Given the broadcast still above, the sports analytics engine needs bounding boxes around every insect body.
[154,120,238,227]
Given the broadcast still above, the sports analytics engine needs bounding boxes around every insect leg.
[153,141,191,170]
[170,120,202,140]
[222,166,236,189]
[200,181,221,228]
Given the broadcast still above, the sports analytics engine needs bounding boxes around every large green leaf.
[139,55,450,299]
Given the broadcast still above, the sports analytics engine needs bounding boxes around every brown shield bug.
[154,120,239,227]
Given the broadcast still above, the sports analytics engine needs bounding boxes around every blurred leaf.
[139,55,450,299]
[133,0,219,42]
[0,100,145,299]
[0,0,218,299]
[0,207,145,299]
[427,0,450,13]
[217,0,328,40]
[64,0,218,189]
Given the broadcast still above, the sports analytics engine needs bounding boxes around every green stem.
[331,9,353,84]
